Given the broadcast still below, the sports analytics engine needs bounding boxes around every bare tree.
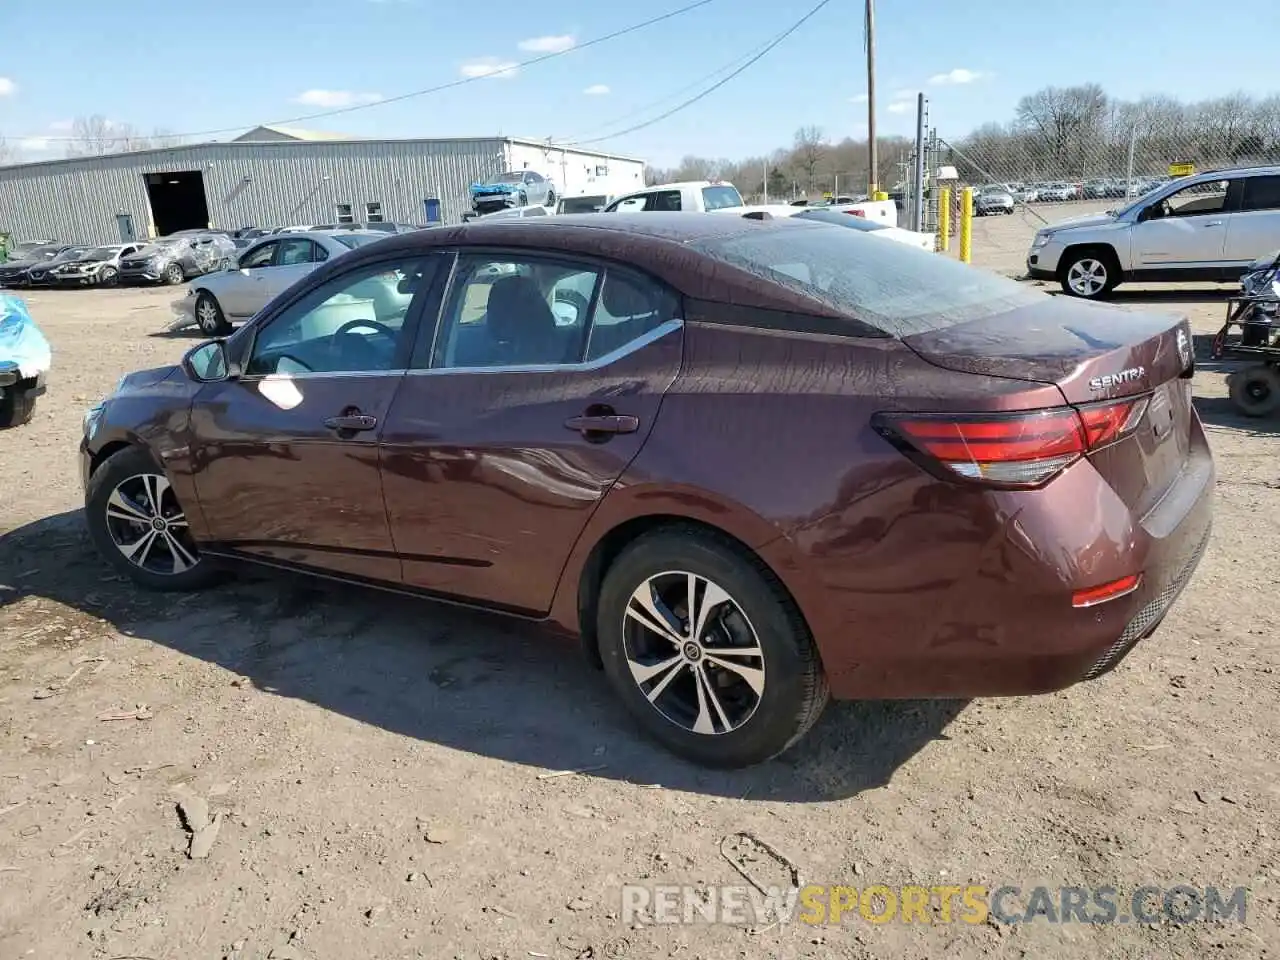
[64,115,179,157]
[0,136,14,166]
[793,126,827,192]
[1014,84,1107,174]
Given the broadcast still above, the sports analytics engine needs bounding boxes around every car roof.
[329,212,853,319]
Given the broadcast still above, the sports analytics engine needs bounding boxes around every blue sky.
[0,0,1274,167]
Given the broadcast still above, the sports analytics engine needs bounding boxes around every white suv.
[1026,164,1280,298]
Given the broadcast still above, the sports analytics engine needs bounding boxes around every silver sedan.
[172,230,386,336]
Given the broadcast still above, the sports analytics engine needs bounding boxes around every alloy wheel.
[622,571,765,736]
[1067,258,1108,297]
[196,298,219,333]
[103,473,200,575]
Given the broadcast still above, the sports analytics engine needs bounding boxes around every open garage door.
[144,171,211,236]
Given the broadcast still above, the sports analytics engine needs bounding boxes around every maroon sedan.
[80,213,1213,768]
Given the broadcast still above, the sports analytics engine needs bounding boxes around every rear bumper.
[766,430,1215,700]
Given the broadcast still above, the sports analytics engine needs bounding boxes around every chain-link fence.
[939,107,1280,223]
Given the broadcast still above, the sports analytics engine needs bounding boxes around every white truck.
[601,180,899,224]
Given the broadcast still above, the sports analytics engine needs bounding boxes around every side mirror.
[182,339,237,382]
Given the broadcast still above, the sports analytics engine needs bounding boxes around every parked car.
[1027,164,1280,298]
[41,243,150,287]
[0,244,80,287]
[1011,184,1040,203]
[25,246,94,286]
[734,204,936,250]
[1036,182,1076,202]
[118,234,239,286]
[974,186,1014,216]
[81,212,1212,767]
[469,170,557,215]
[174,230,388,335]
[556,194,613,214]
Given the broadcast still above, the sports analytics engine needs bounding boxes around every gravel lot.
[1,221,1278,960]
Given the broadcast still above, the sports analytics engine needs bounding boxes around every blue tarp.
[0,294,51,379]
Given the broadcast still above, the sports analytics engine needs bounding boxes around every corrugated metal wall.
[0,139,521,244]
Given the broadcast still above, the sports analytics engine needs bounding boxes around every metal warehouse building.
[0,127,646,245]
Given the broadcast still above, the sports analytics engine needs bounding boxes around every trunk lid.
[903,296,1196,513]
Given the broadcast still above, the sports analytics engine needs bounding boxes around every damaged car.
[0,294,50,428]
[41,243,150,287]
[468,170,557,216]
[118,234,239,286]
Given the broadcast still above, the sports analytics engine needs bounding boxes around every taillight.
[846,209,866,217]
[873,397,1149,487]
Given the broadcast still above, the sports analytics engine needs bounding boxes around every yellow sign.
[1168,161,1195,176]
[822,191,834,199]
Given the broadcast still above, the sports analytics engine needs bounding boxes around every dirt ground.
[1,223,1278,960]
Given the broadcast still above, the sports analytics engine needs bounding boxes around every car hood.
[1246,248,1280,272]
[1042,212,1117,232]
[117,364,179,394]
[472,181,518,192]
[0,258,39,270]
[59,257,108,266]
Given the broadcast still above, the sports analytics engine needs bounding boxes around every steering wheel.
[333,318,397,341]
[330,318,398,367]
[553,288,591,325]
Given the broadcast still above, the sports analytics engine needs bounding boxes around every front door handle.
[564,414,640,435]
[324,413,378,432]
[1204,220,1223,227]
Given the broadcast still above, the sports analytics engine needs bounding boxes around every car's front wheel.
[163,263,184,285]
[195,291,232,336]
[98,266,119,287]
[1060,250,1118,299]
[86,446,221,591]
[596,526,828,768]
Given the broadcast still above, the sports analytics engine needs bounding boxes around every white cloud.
[49,119,73,132]
[583,84,610,96]
[459,58,519,80]
[517,34,576,53]
[927,68,984,86]
[0,77,16,97]
[891,88,917,101]
[17,137,49,151]
[293,89,383,108]
[849,93,868,104]
[887,101,913,115]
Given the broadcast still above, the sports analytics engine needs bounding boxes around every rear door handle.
[324,413,378,432]
[564,414,640,435]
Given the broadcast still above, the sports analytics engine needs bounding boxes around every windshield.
[23,244,62,259]
[332,233,382,250]
[134,239,183,256]
[487,172,524,184]
[793,209,889,232]
[84,247,119,260]
[691,221,1041,337]
[51,247,92,262]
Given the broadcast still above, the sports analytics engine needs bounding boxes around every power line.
[563,0,834,147]
[11,0,720,144]
[563,36,780,143]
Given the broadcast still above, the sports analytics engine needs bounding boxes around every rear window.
[559,196,608,213]
[701,185,743,210]
[332,234,382,250]
[690,222,1040,337]
[793,208,889,232]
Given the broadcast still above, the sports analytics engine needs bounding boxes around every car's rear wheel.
[98,266,119,287]
[595,526,827,768]
[163,263,184,285]
[1060,249,1118,299]
[1228,365,1280,418]
[86,446,221,591]
[195,292,232,335]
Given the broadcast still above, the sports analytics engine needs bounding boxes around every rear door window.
[691,222,1040,337]
[1241,175,1280,213]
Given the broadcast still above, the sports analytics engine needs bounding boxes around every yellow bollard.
[938,188,951,253]
[959,187,973,264]
[872,190,889,201]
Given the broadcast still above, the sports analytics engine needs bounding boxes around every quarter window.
[585,272,677,361]
[246,256,432,376]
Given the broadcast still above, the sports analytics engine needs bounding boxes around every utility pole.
[865,0,878,195]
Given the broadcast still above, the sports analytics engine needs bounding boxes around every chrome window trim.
[406,317,682,377]
[239,368,409,382]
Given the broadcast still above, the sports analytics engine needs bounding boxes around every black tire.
[0,386,37,428]
[595,525,828,768]
[98,266,119,287]
[546,189,557,209]
[194,291,232,335]
[517,190,528,207]
[1228,365,1280,418]
[1059,248,1119,299]
[163,263,184,285]
[85,445,223,592]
